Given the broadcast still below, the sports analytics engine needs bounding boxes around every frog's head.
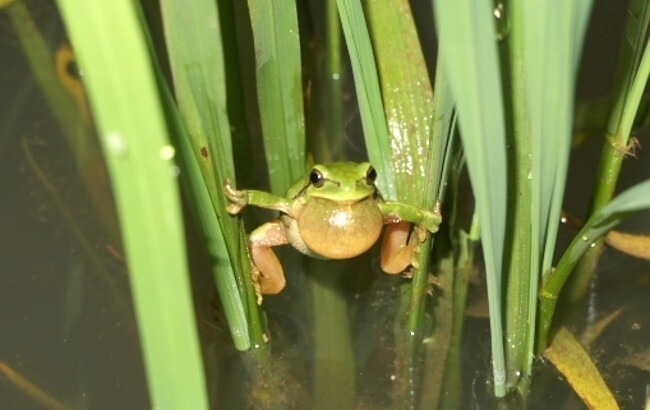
[302,162,378,202]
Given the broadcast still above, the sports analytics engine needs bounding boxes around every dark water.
[1,0,649,409]
[0,3,148,408]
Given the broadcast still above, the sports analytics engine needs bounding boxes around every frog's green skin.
[224,162,441,300]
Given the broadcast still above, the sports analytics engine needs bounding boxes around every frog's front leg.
[248,220,289,302]
[224,179,293,216]
[379,201,441,274]
[379,200,442,233]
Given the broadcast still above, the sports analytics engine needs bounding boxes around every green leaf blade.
[337,0,396,199]
[160,0,252,349]
[55,0,209,407]
[433,0,508,396]
[518,0,594,384]
[539,180,650,350]
[248,0,306,193]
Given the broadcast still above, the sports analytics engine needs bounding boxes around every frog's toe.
[401,266,416,278]
[423,213,441,233]
[415,225,428,242]
[251,267,264,305]
[226,203,243,215]
[223,179,248,212]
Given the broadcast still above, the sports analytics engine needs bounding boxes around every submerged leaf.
[605,230,650,260]
[617,347,650,372]
[545,327,619,410]
[580,308,623,347]
[0,362,72,410]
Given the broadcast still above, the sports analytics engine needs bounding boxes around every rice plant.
[6,0,650,407]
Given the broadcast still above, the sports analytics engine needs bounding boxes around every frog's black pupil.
[366,167,377,183]
[310,170,323,187]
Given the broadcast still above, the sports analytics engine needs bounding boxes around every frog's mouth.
[308,192,374,204]
[309,179,377,203]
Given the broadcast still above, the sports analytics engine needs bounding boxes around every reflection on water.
[0,3,148,408]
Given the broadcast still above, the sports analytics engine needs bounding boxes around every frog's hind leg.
[380,221,422,274]
[249,219,289,299]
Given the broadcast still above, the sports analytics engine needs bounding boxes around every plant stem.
[537,180,650,352]
[503,0,534,391]
[326,0,344,159]
[565,8,650,305]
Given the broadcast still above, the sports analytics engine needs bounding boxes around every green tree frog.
[224,162,441,301]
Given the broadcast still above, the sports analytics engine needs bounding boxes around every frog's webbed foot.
[224,179,248,214]
[381,222,432,274]
[381,221,422,274]
[249,220,289,303]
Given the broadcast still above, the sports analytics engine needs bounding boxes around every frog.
[224,162,441,302]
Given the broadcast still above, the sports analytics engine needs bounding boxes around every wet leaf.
[606,230,650,260]
[545,327,619,410]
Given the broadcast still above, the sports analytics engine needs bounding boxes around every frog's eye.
[366,166,377,185]
[309,169,324,187]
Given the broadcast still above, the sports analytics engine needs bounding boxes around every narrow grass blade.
[159,0,255,349]
[365,0,437,313]
[567,0,650,309]
[364,3,454,403]
[160,83,251,350]
[365,0,436,205]
[336,0,395,199]
[516,0,593,386]
[534,1,594,274]
[539,180,650,351]
[55,0,209,407]
[433,0,508,396]
[616,31,650,147]
[160,0,234,209]
[247,0,305,193]
[591,0,650,212]
[503,1,534,389]
[606,0,650,140]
